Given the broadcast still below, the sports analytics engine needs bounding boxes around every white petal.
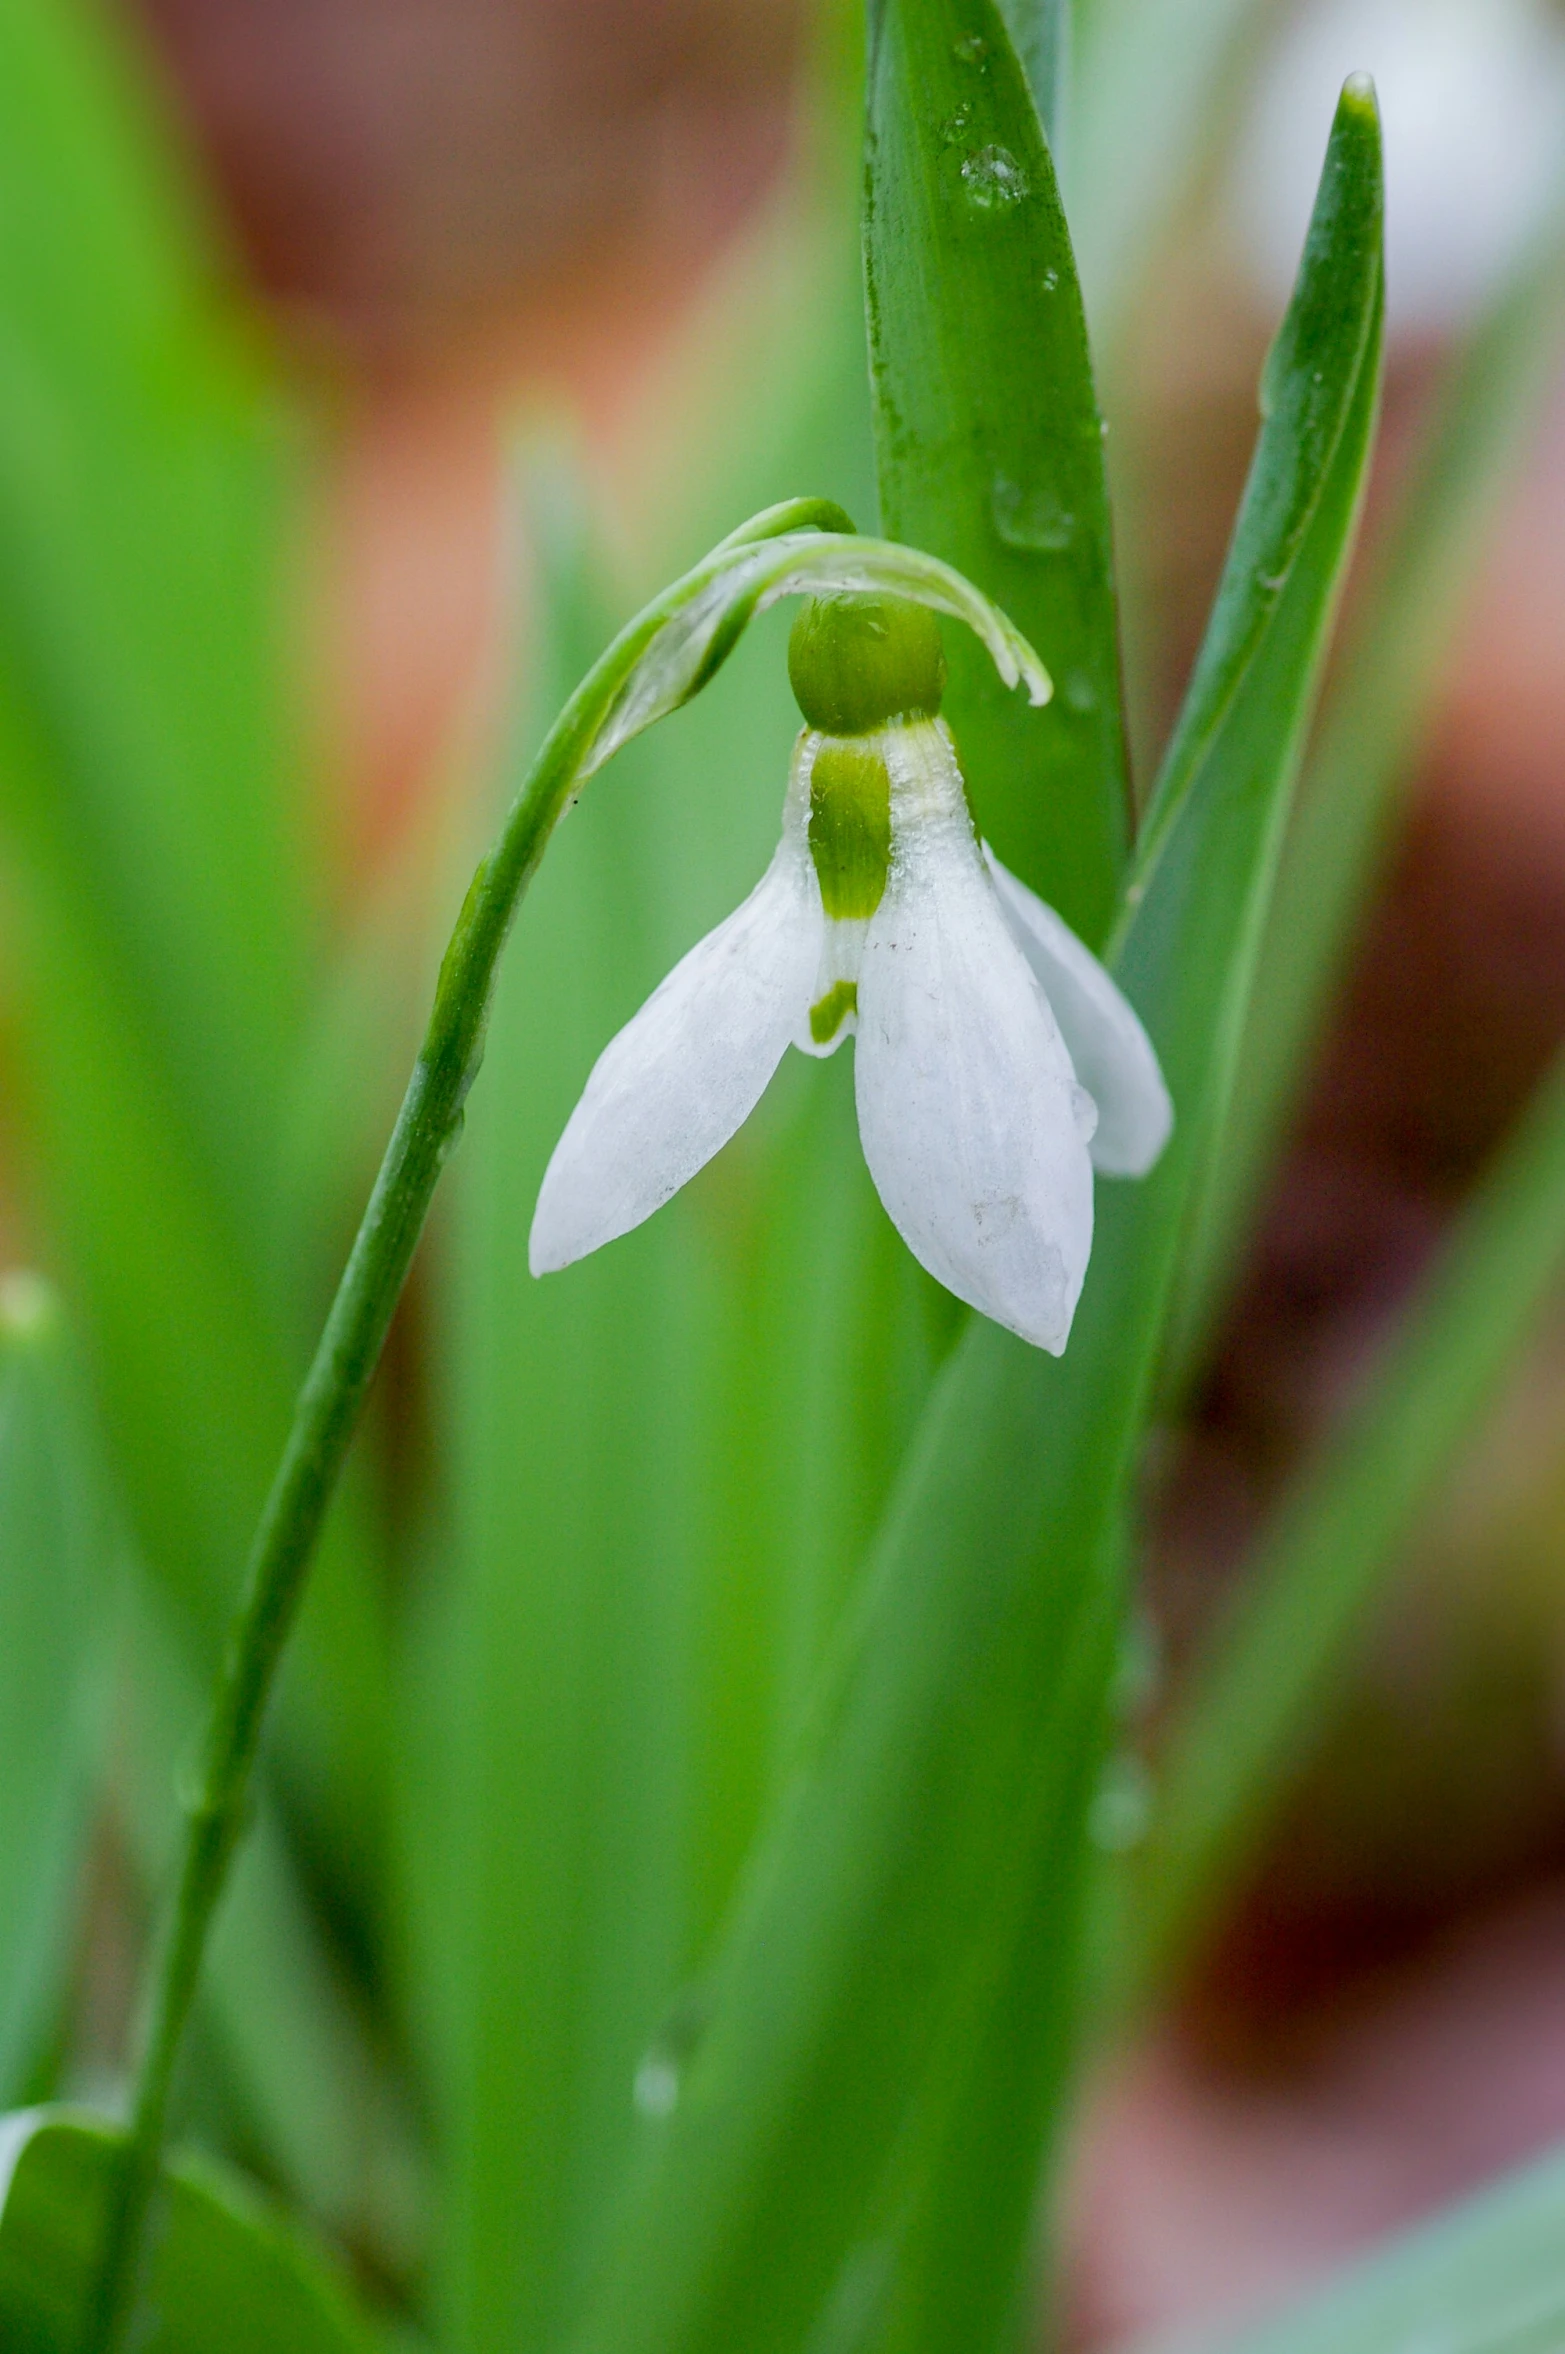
[529,837,821,1273]
[855,753,1094,1354]
[983,847,1173,1178]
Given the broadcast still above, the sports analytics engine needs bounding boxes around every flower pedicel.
[530,593,1170,1353]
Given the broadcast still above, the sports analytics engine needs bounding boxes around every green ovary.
[809,741,891,920]
[809,979,859,1045]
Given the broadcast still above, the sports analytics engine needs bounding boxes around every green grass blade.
[1070,0,1274,328]
[0,1280,110,2102]
[424,472,704,2354]
[1164,205,1565,1380]
[0,2110,384,2352]
[116,1580,417,2264]
[564,83,1382,2354]
[0,0,388,1893]
[1,800,390,1909]
[865,0,1128,944]
[1189,2137,1565,2354]
[0,0,313,1228]
[1132,1045,1565,1999]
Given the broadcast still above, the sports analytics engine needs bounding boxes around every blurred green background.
[2,1,1565,2349]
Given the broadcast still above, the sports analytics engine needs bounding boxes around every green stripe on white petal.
[528,833,822,1273]
[584,531,1049,782]
[983,846,1174,1179]
[855,727,1093,1354]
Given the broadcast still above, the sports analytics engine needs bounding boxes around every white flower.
[530,595,1170,1354]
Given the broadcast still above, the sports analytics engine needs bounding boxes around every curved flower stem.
[89,493,856,2353]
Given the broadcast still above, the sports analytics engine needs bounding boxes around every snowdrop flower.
[530,594,1170,1353]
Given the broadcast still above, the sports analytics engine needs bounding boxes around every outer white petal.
[529,837,822,1273]
[856,736,1094,1353]
[983,847,1172,1178]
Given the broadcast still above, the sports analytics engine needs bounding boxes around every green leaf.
[116,1581,418,2265]
[994,0,1070,153]
[421,459,949,2354]
[865,0,1128,944]
[1164,202,1565,1380]
[564,80,1383,2354]
[0,1280,109,2100]
[0,0,387,1898]
[421,469,703,2354]
[0,2110,382,2353]
[1070,0,1274,329]
[1132,1043,1565,1999]
[1193,2136,1565,2354]
[0,0,311,1226]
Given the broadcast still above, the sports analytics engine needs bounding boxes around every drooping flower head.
[530,590,1170,1352]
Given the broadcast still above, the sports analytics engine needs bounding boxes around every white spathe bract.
[583,531,1049,783]
[530,720,1171,1355]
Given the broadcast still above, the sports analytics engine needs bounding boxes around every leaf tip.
[1340,70,1379,122]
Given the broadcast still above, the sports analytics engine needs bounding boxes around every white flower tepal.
[530,593,1170,1354]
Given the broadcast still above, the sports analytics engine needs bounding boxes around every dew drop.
[952,31,988,62]
[633,2054,680,2118]
[633,1985,711,2120]
[938,100,973,144]
[1089,1752,1152,1854]
[991,472,1074,551]
[960,143,1027,212]
[1041,266,1059,292]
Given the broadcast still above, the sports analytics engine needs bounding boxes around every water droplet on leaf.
[952,31,988,62]
[633,1983,712,2120]
[991,473,1074,551]
[1089,1752,1152,1853]
[960,144,1027,212]
[634,2054,680,2117]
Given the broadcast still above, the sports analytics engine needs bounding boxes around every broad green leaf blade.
[871,88,1384,2351]
[1164,205,1565,1381]
[0,2110,382,2353]
[1132,1044,1565,1999]
[566,85,1383,2354]
[0,1280,109,2100]
[1194,2137,1565,2354]
[865,0,1128,944]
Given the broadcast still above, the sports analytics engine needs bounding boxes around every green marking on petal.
[809,742,892,920]
[809,979,859,1045]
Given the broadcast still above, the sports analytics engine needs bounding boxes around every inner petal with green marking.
[809,977,859,1045]
[808,739,892,920]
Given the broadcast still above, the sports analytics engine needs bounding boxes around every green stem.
[89,493,855,2352]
